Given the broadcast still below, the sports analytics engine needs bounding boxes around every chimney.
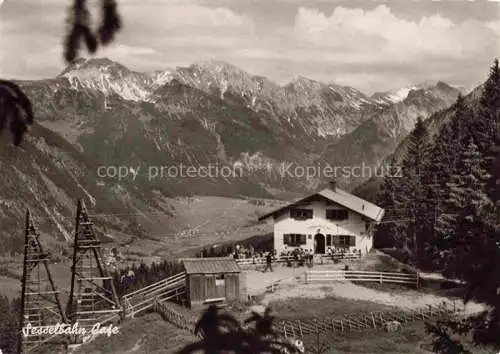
[329,180,337,191]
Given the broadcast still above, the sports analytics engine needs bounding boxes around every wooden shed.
[181,258,241,308]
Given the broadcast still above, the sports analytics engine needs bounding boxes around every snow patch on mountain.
[63,68,152,101]
[387,87,415,102]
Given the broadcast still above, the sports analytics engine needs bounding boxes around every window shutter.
[300,234,306,244]
[326,235,331,246]
[349,236,356,246]
[284,234,290,245]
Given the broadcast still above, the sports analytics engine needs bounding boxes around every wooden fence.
[154,299,202,338]
[122,272,186,318]
[236,253,361,267]
[264,275,298,293]
[236,255,294,266]
[305,270,419,287]
[277,301,461,339]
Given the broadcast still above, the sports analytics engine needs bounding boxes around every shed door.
[215,275,225,298]
[189,274,204,303]
[224,274,239,300]
[205,275,217,300]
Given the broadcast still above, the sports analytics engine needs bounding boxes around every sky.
[0,0,499,94]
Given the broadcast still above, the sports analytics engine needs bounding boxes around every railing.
[154,298,202,338]
[320,253,361,261]
[122,272,186,318]
[235,255,295,266]
[277,301,462,339]
[235,253,361,267]
[304,270,419,286]
[264,275,298,293]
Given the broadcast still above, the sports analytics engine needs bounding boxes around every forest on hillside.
[375,60,500,350]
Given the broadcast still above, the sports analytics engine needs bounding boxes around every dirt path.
[260,281,485,315]
[244,263,485,316]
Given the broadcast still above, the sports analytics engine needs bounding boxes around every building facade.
[258,182,385,255]
[181,258,242,308]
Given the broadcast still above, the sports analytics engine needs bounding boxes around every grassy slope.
[73,313,197,354]
[316,321,493,354]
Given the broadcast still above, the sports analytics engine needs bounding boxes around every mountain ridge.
[0,58,468,256]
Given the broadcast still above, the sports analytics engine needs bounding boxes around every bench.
[204,297,225,305]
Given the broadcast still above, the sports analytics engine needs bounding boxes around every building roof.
[258,187,385,222]
[181,258,241,274]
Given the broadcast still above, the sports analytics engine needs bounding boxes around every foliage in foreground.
[1,0,122,147]
[176,305,300,354]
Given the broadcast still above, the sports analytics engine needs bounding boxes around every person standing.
[263,251,273,272]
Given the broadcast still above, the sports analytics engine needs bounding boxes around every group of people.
[326,247,362,259]
[231,244,275,260]
[279,248,315,267]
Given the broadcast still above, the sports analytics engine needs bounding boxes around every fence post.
[297,320,303,337]
[416,272,420,289]
[331,319,335,332]
[379,273,383,285]
[340,319,344,333]
[370,312,376,329]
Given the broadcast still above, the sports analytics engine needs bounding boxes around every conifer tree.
[428,59,500,353]
[429,95,471,266]
[398,117,432,264]
[434,137,492,270]
[475,59,500,147]
[375,157,400,248]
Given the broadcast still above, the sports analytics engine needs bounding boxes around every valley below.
[0,58,466,261]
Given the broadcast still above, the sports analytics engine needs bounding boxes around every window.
[215,274,225,286]
[326,234,332,246]
[290,208,313,220]
[326,209,348,221]
[365,222,370,232]
[332,235,356,247]
[283,234,307,246]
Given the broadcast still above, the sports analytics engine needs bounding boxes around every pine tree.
[476,59,500,143]
[436,137,492,270]
[428,59,500,352]
[375,157,402,249]
[430,95,473,266]
[398,117,432,265]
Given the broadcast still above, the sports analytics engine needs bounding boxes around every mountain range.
[0,57,468,255]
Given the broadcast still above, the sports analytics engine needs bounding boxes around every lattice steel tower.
[18,210,68,353]
[66,199,122,343]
